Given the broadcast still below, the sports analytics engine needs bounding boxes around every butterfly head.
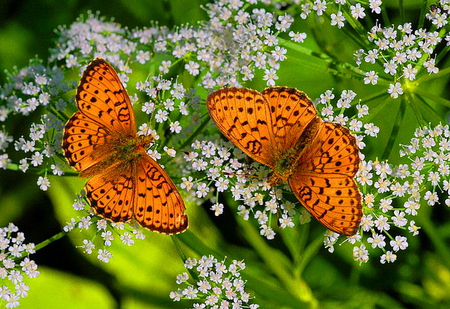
[136,134,155,150]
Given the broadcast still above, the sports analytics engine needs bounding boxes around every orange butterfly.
[207,87,362,236]
[62,58,188,234]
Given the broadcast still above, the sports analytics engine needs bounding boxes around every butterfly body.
[269,116,323,185]
[63,58,188,234]
[207,87,361,236]
[87,134,153,179]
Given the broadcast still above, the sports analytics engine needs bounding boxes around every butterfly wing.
[62,111,110,172]
[85,172,135,223]
[261,87,318,152]
[207,87,318,168]
[207,87,276,167]
[289,122,362,236]
[134,156,188,234]
[85,155,188,235]
[63,58,135,173]
[76,58,136,136]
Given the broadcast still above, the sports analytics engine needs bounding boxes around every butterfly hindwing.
[134,156,188,234]
[288,172,361,236]
[300,122,360,176]
[85,172,135,222]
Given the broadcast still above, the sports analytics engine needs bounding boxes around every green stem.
[179,114,210,150]
[417,211,450,268]
[381,96,406,160]
[279,38,389,84]
[418,0,428,29]
[171,234,187,262]
[407,92,425,126]
[417,66,450,84]
[413,87,450,108]
[31,230,68,256]
[381,3,391,26]
[176,229,224,258]
[356,90,390,124]
[238,219,316,304]
[296,234,324,276]
[6,163,20,171]
[338,9,371,48]
[172,234,200,281]
[399,0,405,24]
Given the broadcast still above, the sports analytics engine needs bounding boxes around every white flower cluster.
[0,223,39,308]
[184,137,290,240]
[355,22,441,98]
[63,196,146,263]
[330,159,420,264]
[426,1,450,30]
[52,1,296,89]
[132,1,294,87]
[300,0,382,27]
[401,123,450,207]
[0,62,70,190]
[50,13,135,71]
[170,255,258,308]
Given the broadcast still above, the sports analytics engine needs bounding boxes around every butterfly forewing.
[261,87,318,152]
[76,58,136,136]
[207,87,276,167]
[291,121,362,235]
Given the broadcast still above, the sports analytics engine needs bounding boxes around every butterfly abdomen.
[293,117,322,158]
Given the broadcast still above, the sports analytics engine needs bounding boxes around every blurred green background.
[1,0,450,308]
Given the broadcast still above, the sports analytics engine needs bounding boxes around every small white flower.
[353,244,369,263]
[81,240,95,254]
[403,63,418,80]
[30,152,44,167]
[37,176,50,191]
[330,11,345,28]
[289,31,307,43]
[312,0,327,15]
[97,249,113,263]
[390,236,409,252]
[210,203,224,216]
[185,61,200,76]
[155,109,169,122]
[169,121,182,134]
[350,3,366,19]
[364,71,378,85]
[388,82,403,98]
[380,251,397,264]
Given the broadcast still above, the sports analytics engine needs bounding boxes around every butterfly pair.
[62,59,362,236]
